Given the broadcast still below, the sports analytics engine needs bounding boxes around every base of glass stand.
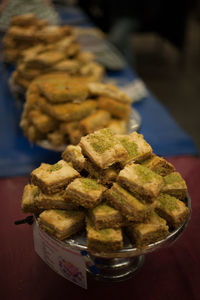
[87,255,145,282]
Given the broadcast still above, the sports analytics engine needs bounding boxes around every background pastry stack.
[10,27,104,91]
[20,75,132,147]
[21,129,189,253]
[2,14,104,92]
[2,13,48,64]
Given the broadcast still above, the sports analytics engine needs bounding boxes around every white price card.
[33,221,87,289]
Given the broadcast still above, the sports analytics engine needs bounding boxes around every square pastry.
[86,217,123,253]
[37,76,89,103]
[35,189,78,210]
[80,128,128,169]
[31,160,80,194]
[162,172,188,200]
[21,184,40,213]
[89,202,127,229]
[117,132,152,165]
[62,145,86,172]
[156,193,189,228]
[126,211,169,248]
[141,154,175,176]
[65,178,107,208]
[117,163,164,201]
[38,209,85,240]
[105,183,156,222]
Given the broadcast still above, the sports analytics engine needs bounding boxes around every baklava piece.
[97,96,131,119]
[21,184,40,213]
[79,110,111,135]
[162,172,188,200]
[126,211,169,248]
[38,97,97,122]
[31,160,80,194]
[26,51,66,68]
[28,109,57,133]
[65,178,107,209]
[86,218,123,253]
[47,131,66,147]
[141,154,175,176]
[117,163,164,202]
[59,121,82,145]
[107,119,127,135]
[105,183,156,222]
[89,202,127,230]
[117,132,152,165]
[87,82,131,104]
[35,189,78,210]
[156,193,189,228]
[38,209,85,240]
[80,128,128,169]
[37,76,89,103]
[62,145,86,172]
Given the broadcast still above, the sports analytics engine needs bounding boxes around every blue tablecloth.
[0,6,198,177]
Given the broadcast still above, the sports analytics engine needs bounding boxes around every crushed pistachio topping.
[119,137,138,158]
[164,172,183,185]
[110,190,126,204]
[33,186,39,198]
[110,186,145,209]
[89,129,115,154]
[81,178,100,190]
[157,194,178,211]
[48,163,62,172]
[92,227,116,241]
[93,203,116,214]
[134,164,159,183]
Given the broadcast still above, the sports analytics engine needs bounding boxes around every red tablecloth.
[1,155,200,300]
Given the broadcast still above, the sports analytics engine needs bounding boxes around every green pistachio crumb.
[33,186,39,198]
[164,172,183,185]
[89,129,115,154]
[81,178,100,190]
[134,164,158,183]
[158,194,178,211]
[48,163,62,172]
[119,137,138,158]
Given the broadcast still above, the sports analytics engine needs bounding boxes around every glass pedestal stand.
[87,255,145,282]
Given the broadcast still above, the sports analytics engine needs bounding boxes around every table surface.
[0,155,199,300]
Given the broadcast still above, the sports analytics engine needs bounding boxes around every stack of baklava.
[20,75,132,147]
[21,129,189,253]
[2,13,48,64]
[2,15,103,91]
